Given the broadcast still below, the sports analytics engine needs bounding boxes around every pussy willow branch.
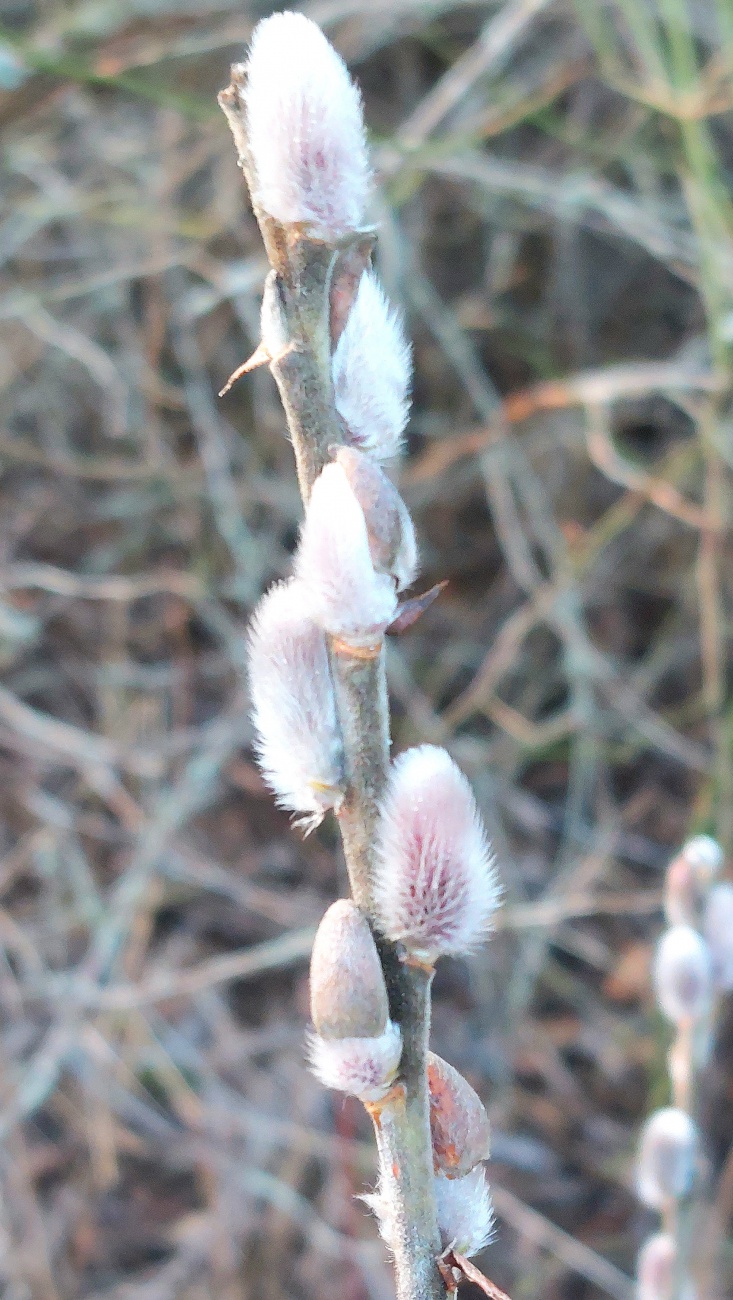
[220,69,444,1300]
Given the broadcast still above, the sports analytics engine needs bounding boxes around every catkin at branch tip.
[243,11,370,236]
[636,1108,697,1211]
[373,744,501,962]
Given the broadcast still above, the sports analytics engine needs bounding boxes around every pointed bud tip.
[310,899,389,1039]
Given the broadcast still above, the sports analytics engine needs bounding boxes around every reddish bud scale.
[427,1053,491,1177]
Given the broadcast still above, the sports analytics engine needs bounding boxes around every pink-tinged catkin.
[373,745,501,963]
[653,924,713,1025]
[242,13,370,236]
[427,1053,491,1178]
[636,1234,677,1300]
[636,1108,697,1211]
[247,579,344,832]
[703,881,733,992]
[309,900,389,1040]
[307,1023,402,1103]
[332,270,411,463]
[434,1167,495,1258]
[334,446,417,591]
[308,899,401,1102]
[295,462,398,646]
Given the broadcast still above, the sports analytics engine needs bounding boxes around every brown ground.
[0,1,732,1297]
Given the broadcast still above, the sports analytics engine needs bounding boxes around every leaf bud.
[332,269,411,463]
[247,579,344,832]
[309,899,389,1040]
[434,1167,495,1258]
[242,13,370,237]
[427,1053,491,1178]
[373,745,501,964]
[653,924,713,1025]
[636,1108,697,1210]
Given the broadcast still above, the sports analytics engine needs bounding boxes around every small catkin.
[373,745,501,963]
[427,1053,491,1177]
[334,446,417,591]
[295,462,398,646]
[636,1108,697,1210]
[309,899,389,1040]
[434,1167,495,1258]
[307,1023,402,1102]
[308,899,401,1102]
[242,12,370,236]
[665,836,724,925]
[653,924,713,1025]
[247,579,344,831]
[332,269,412,462]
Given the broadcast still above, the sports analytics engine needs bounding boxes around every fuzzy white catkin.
[247,579,343,831]
[434,1167,495,1257]
[373,745,501,962]
[636,1108,697,1210]
[307,1021,402,1102]
[704,881,733,991]
[243,12,370,235]
[332,270,412,463]
[653,924,713,1024]
[295,462,398,645]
